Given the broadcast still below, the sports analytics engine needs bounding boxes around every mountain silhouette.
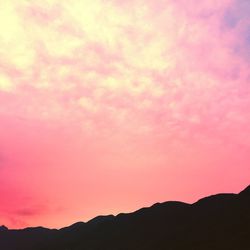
[0,226,8,232]
[1,185,250,250]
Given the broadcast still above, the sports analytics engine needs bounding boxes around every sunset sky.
[0,0,250,229]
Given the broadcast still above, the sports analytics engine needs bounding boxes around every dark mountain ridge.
[1,185,250,250]
[0,226,8,231]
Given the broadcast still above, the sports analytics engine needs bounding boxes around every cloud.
[0,74,14,92]
[0,189,59,228]
[0,0,249,158]
[15,206,47,217]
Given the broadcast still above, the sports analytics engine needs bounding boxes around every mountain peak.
[87,215,115,225]
[0,225,8,231]
[239,185,250,195]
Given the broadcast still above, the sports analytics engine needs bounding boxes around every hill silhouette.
[1,185,250,250]
[0,226,8,232]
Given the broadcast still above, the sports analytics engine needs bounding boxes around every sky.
[0,0,250,229]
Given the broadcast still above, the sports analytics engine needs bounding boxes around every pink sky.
[0,0,250,229]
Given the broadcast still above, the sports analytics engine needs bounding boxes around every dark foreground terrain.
[1,185,250,250]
